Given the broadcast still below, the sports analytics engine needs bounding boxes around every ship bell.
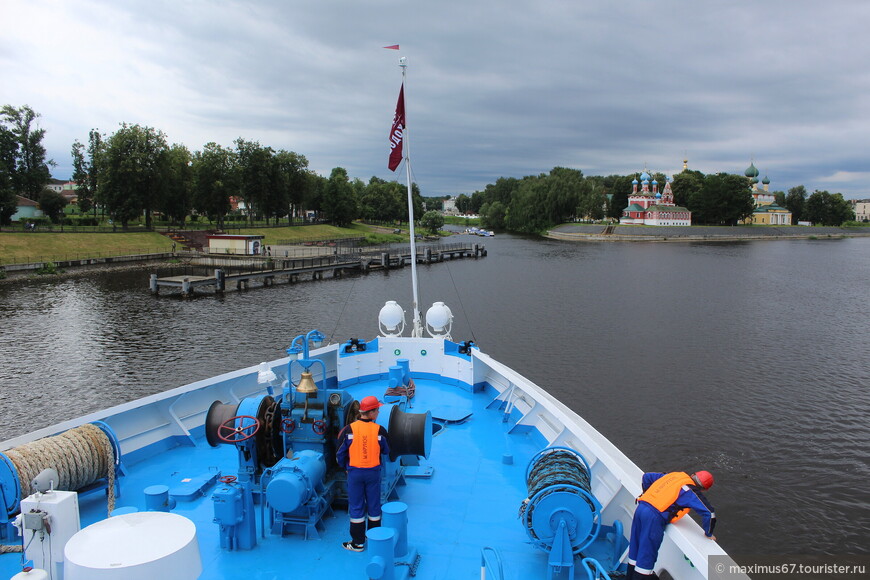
[296,370,318,394]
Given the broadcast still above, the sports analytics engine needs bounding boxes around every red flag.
[383,44,400,50]
[388,83,405,172]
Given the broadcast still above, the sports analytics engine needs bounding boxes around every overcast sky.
[4,0,869,199]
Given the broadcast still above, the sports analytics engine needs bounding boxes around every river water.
[1,233,868,559]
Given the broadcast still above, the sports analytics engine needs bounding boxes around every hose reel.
[519,446,601,554]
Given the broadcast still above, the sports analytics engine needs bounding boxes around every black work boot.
[350,520,366,545]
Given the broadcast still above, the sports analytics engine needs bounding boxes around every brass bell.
[296,370,318,394]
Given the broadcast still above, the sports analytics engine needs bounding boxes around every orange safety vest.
[348,420,382,468]
[637,472,694,523]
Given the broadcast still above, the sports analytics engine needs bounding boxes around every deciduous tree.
[273,150,310,223]
[689,173,754,225]
[419,210,444,234]
[804,190,854,226]
[0,123,17,225]
[671,170,704,209]
[38,188,67,223]
[785,185,807,223]
[71,129,103,216]
[480,200,506,229]
[235,138,276,223]
[192,142,236,228]
[0,105,54,200]
[321,167,357,226]
[604,174,633,219]
[772,191,786,207]
[161,144,193,225]
[100,123,168,229]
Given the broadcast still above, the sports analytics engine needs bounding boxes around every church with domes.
[620,169,692,226]
[742,162,792,225]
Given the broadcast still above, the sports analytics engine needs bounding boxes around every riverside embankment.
[548,223,870,241]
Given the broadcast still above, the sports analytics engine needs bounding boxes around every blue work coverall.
[628,472,716,577]
[336,419,391,545]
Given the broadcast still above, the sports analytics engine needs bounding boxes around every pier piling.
[148,242,484,296]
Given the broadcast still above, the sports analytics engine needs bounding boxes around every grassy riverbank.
[0,232,174,265]
[0,223,403,266]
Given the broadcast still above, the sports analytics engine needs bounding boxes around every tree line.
[1,104,856,231]
[1,105,430,229]
[452,167,855,232]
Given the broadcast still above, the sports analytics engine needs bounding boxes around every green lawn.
[228,224,371,244]
[0,232,175,265]
[0,223,397,265]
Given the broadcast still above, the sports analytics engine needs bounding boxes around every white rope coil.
[4,423,116,515]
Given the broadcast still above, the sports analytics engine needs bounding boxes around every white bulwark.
[620,170,691,226]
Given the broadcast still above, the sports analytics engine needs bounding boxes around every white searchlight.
[379,301,406,337]
[425,302,453,339]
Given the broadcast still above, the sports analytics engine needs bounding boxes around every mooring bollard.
[150,274,158,294]
[382,502,409,559]
[366,527,396,580]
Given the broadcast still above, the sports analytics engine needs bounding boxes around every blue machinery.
[205,329,432,569]
[207,333,627,579]
[518,447,627,580]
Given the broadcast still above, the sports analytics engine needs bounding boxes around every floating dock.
[149,243,486,296]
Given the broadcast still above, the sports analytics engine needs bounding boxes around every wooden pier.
[149,242,486,296]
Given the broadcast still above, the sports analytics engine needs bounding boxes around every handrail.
[581,557,612,580]
[480,546,505,580]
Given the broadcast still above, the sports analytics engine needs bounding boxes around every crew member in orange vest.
[627,470,716,579]
[336,395,391,552]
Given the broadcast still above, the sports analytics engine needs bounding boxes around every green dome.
[744,163,759,178]
[762,175,770,184]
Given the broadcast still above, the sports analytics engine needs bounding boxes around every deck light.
[425,302,453,338]
[379,301,406,337]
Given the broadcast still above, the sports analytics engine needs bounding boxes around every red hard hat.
[359,396,383,412]
[693,470,714,489]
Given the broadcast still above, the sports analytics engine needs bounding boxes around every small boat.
[0,57,744,580]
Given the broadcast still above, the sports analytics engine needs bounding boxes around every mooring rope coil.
[3,423,116,516]
[519,447,600,553]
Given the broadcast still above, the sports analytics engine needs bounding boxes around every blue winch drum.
[519,446,602,554]
[377,403,432,462]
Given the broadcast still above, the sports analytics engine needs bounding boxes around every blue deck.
[4,375,613,579]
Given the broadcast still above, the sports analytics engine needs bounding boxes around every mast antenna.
[399,56,422,337]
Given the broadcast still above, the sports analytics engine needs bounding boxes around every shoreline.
[546,224,870,242]
[0,257,177,284]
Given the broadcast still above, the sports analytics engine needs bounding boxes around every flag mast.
[398,56,423,337]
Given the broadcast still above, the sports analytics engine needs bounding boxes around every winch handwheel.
[217,415,261,443]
